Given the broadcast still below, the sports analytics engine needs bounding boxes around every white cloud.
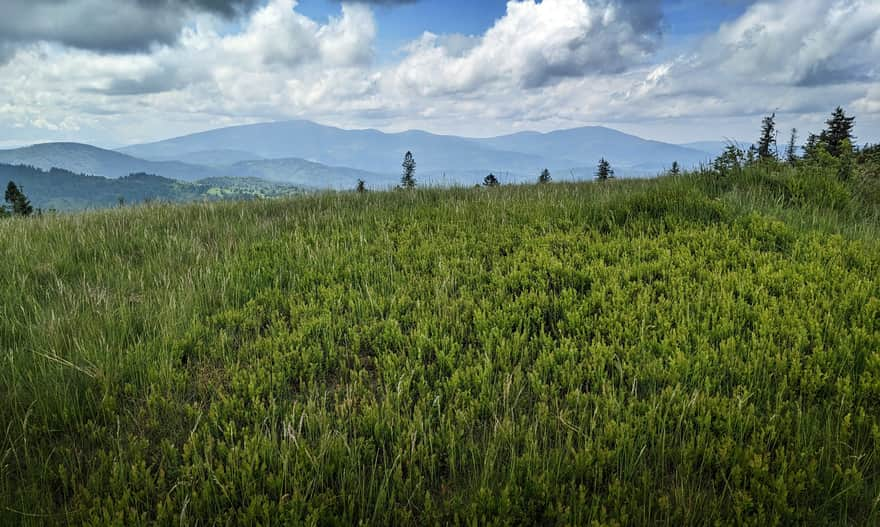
[0,0,878,146]
[389,0,661,95]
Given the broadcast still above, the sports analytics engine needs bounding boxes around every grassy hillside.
[1,161,879,525]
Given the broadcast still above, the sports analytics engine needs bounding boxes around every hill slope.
[216,158,394,189]
[474,126,712,171]
[0,142,397,191]
[120,120,712,175]
[0,163,301,210]
[2,161,879,524]
[0,142,216,181]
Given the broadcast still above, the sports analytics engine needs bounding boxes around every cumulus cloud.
[389,0,662,95]
[0,0,260,52]
[222,0,375,67]
[0,0,878,146]
[614,0,880,124]
[711,0,880,86]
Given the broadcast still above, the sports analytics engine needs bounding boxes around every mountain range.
[119,120,715,178]
[1,120,726,208]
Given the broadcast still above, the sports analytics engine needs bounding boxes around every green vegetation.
[539,168,552,184]
[3,104,880,524]
[401,151,417,189]
[4,181,34,217]
[0,164,303,211]
[596,157,614,181]
[2,144,879,524]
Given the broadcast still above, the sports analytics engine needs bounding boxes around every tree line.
[353,105,872,193]
[355,151,618,193]
[711,106,862,178]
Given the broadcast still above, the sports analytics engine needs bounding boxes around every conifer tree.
[538,168,551,184]
[5,181,33,216]
[757,112,777,160]
[595,158,614,181]
[785,128,798,166]
[670,161,680,176]
[803,133,822,160]
[483,173,499,187]
[821,106,855,158]
[713,144,745,175]
[746,145,758,165]
[837,139,855,181]
[401,151,417,189]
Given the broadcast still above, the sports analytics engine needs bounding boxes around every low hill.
[0,143,397,191]
[216,158,393,189]
[0,163,301,210]
[2,153,879,524]
[171,149,265,167]
[473,127,712,172]
[0,142,216,181]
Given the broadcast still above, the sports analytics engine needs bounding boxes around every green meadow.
[1,161,879,525]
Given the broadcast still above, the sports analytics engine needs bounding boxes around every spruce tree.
[713,144,745,175]
[746,145,758,165]
[837,139,855,181]
[401,151,417,189]
[670,161,680,176]
[483,173,499,187]
[538,168,551,184]
[785,128,798,166]
[821,107,855,158]
[803,133,822,160]
[5,181,33,217]
[757,112,777,160]
[595,158,614,181]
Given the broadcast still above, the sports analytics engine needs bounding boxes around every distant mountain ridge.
[0,141,391,188]
[0,142,216,182]
[120,120,716,176]
[1,121,724,194]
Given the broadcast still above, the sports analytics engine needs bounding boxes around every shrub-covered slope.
[1,165,879,525]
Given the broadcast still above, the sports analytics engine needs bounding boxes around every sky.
[0,0,878,148]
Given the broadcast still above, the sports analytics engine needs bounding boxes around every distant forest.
[0,164,301,212]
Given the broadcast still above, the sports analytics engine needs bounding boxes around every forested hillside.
[0,164,302,211]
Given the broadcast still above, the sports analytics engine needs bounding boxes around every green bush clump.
[1,170,879,525]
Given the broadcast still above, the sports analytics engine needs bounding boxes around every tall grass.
[1,168,878,525]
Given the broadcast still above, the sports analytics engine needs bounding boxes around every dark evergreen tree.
[757,112,777,160]
[5,181,33,216]
[713,144,745,175]
[356,179,367,193]
[746,145,758,166]
[401,151,417,189]
[595,158,614,181]
[837,139,855,181]
[803,133,822,160]
[670,161,681,176]
[785,128,799,166]
[483,173,499,187]
[538,168,551,184]
[821,106,855,158]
